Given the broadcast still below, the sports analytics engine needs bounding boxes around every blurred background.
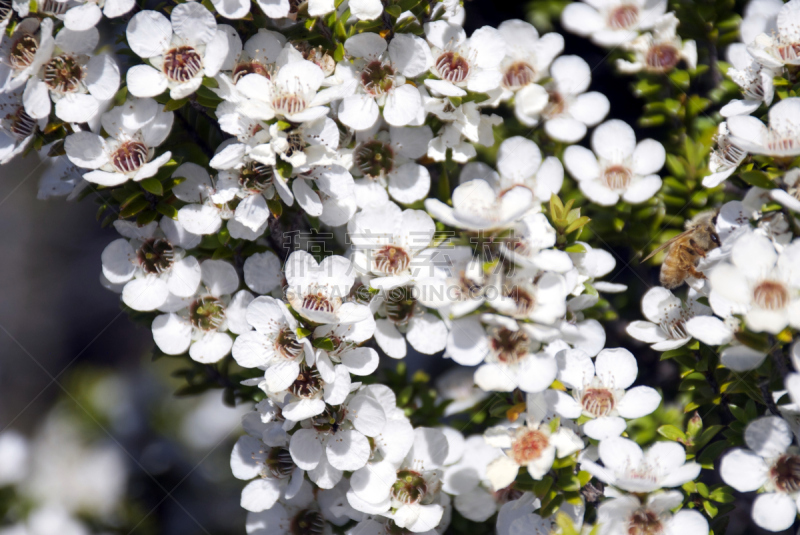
[0,1,771,534]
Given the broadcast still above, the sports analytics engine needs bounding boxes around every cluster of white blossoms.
[10,0,800,530]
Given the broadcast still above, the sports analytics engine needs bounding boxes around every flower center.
[715,137,746,169]
[778,43,800,63]
[503,285,536,317]
[43,55,84,93]
[627,509,664,535]
[289,366,323,398]
[391,470,427,504]
[602,165,632,191]
[8,107,36,140]
[239,160,274,193]
[360,60,395,96]
[753,280,790,310]
[765,130,800,154]
[163,46,203,83]
[137,238,175,274]
[111,141,149,174]
[232,61,270,83]
[301,291,337,316]
[355,139,395,178]
[502,61,536,90]
[266,447,295,479]
[510,429,549,465]
[645,44,680,72]
[275,327,304,360]
[38,0,67,14]
[489,327,530,364]
[311,408,346,434]
[771,454,800,492]
[373,245,411,275]
[543,90,565,118]
[8,34,38,70]
[385,287,417,325]
[493,485,524,504]
[581,388,616,417]
[301,45,335,76]
[290,510,325,535]
[272,92,307,116]
[608,4,639,30]
[283,130,306,158]
[189,296,226,331]
[0,0,12,21]
[435,51,470,83]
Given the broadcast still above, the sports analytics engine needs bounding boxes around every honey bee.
[642,211,721,289]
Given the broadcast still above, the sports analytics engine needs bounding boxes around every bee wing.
[641,229,696,263]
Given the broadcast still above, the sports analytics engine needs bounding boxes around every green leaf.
[139,178,163,196]
[697,441,729,466]
[708,486,736,503]
[119,197,149,218]
[155,203,178,219]
[565,216,590,235]
[564,243,586,253]
[739,170,776,189]
[312,337,335,351]
[163,98,189,112]
[657,425,686,442]
[296,327,312,339]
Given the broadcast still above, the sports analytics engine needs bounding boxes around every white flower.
[772,169,800,213]
[423,23,505,97]
[485,392,584,489]
[0,88,45,164]
[371,284,448,359]
[702,122,747,187]
[496,493,584,535]
[616,13,697,73]
[414,245,488,318]
[125,4,230,99]
[446,317,559,393]
[244,483,335,535]
[350,126,433,207]
[435,366,490,416]
[151,260,251,363]
[709,232,800,334]
[269,117,339,168]
[564,119,665,206]
[349,0,383,20]
[596,492,709,535]
[425,98,502,163]
[727,97,800,157]
[22,27,119,125]
[348,201,436,289]
[748,0,800,67]
[627,287,712,351]
[490,267,569,326]
[443,435,505,522]
[335,33,429,130]
[0,18,55,93]
[289,389,387,488]
[235,57,329,123]
[346,427,449,533]
[581,436,700,493]
[290,164,357,227]
[243,251,283,296]
[493,137,564,203]
[0,431,28,486]
[566,242,627,310]
[231,408,305,513]
[212,29,285,107]
[62,0,136,30]
[231,296,314,393]
[551,348,662,439]
[720,416,800,532]
[100,219,202,312]
[720,43,776,117]
[425,179,533,232]
[561,0,668,47]
[496,19,563,93]
[284,250,369,325]
[312,315,380,378]
[64,98,173,186]
[741,0,783,44]
[515,55,610,143]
